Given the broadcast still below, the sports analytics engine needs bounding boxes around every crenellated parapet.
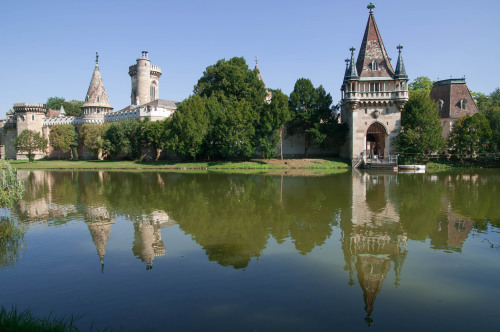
[150,65,162,77]
[13,103,47,113]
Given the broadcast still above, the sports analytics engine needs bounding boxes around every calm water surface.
[1,170,499,331]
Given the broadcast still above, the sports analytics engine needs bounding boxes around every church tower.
[128,51,162,106]
[340,2,409,162]
[81,53,113,121]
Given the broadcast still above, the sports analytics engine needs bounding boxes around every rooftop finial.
[367,2,375,14]
[345,58,350,66]
[349,47,356,56]
[96,52,99,66]
[255,56,258,65]
[397,44,403,54]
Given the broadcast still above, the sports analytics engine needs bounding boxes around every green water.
[1,170,499,331]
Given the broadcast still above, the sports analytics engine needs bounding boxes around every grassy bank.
[426,158,500,169]
[8,158,351,171]
[0,306,150,332]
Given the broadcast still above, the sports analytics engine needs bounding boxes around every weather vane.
[367,2,375,14]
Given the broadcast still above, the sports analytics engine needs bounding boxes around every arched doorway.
[366,122,387,159]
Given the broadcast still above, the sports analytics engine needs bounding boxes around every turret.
[129,51,162,106]
[81,52,113,120]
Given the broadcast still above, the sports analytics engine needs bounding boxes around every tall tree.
[287,78,333,157]
[142,119,171,161]
[394,92,445,163]
[258,89,290,159]
[409,76,434,95]
[192,57,267,160]
[171,95,209,161]
[449,113,492,159]
[104,120,141,159]
[79,123,109,160]
[49,124,78,159]
[14,130,47,162]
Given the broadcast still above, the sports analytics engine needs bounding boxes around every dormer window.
[460,99,467,110]
[438,99,444,111]
[371,60,379,71]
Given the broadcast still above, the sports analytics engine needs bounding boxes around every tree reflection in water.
[9,169,499,325]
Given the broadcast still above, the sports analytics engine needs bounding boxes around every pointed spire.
[342,58,350,86]
[59,104,65,116]
[82,53,112,110]
[356,5,395,78]
[345,47,359,81]
[394,45,408,80]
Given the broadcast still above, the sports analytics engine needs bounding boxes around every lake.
[1,169,499,331]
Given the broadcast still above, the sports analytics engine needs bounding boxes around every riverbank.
[8,158,351,171]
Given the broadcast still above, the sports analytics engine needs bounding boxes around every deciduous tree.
[287,78,334,157]
[449,113,492,159]
[171,95,209,161]
[49,124,78,159]
[79,123,108,160]
[14,130,47,162]
[394,92,445,163]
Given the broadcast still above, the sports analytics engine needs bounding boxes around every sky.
[1,0,499,113]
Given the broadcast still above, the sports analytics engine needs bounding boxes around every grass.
[0,306,151,332]
[8,158,351,171]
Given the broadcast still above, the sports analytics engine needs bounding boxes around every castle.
[0,51,179,160]
[0,3,478,161]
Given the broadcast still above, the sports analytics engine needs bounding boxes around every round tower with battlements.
[129,51,162,106]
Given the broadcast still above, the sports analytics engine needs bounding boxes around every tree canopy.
[449,113,492,159]
[49,124,78,159]
[46,97,65,110]
[287,78,336,157]
[14,130,47,162]
[395,91,445,163]
[409,76,434,95]
[79,123,109,160]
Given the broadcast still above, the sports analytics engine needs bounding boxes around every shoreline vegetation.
[0,306,149,332]
[8,158,351,171]
[7,157,499,171]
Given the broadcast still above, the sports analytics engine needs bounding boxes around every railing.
[352,151,365,169]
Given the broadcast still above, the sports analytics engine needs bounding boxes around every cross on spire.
[255,56,258,65]
[96,52,99,65]
[397,44,403,53]
[367,2,375,14]
[345,58,350,65]
[349,47,356,56]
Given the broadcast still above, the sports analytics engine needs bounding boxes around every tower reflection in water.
[341,172,407,326]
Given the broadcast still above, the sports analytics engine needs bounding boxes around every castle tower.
[254,56,272,103]
[340,2,409,161]
[128,51,162,106]
[13,103,47,159]
[81,52,113,121]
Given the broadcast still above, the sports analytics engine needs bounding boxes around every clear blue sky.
[1,0,498,112]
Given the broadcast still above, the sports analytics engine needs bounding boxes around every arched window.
[150,84,156,101]
[438,99,444,111]
[460,99,467,110]
[372,60,379,71]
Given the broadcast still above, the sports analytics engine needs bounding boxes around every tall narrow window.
[372,60,379,71]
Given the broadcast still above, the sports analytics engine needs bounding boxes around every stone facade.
[429,78,479,138]
[0,52,179,160]
[340,4,409,162]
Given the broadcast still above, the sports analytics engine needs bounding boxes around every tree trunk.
[280,127,284,160]
[305,133,309,158]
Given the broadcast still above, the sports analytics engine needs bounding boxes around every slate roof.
[82,60,112,109]
[429,79,479,119]
[356,11,395,78]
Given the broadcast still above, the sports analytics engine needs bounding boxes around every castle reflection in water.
[11,170,486,322]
